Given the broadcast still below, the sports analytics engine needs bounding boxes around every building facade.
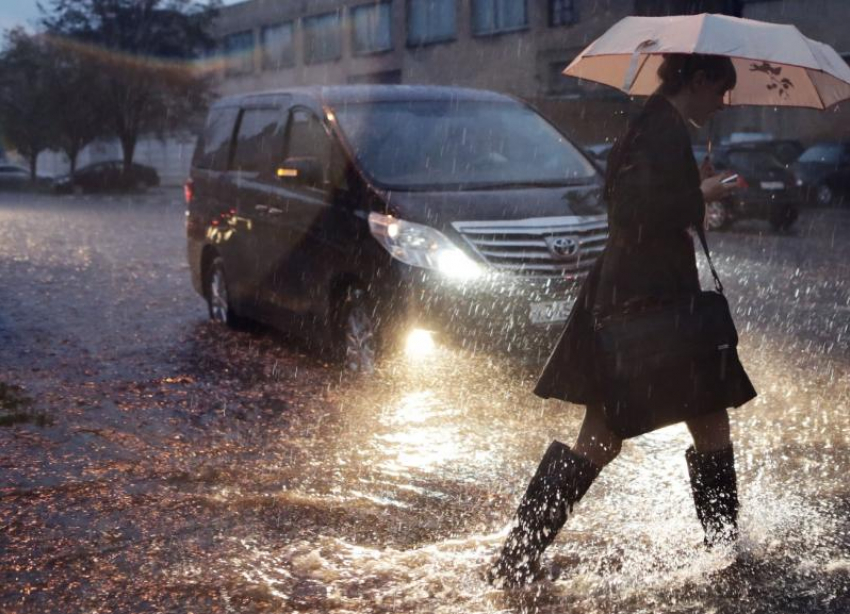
[210,0,850,145]
[211,0,639,143]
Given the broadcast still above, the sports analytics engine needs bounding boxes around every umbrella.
[563,13,850,109]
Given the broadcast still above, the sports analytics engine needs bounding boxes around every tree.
[41,0,219,176]
[43,37,107,176]
[0,29,54,181]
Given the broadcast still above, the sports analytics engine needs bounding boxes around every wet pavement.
[0,189,848,613]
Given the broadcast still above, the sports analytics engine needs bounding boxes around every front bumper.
[376,263,581,354]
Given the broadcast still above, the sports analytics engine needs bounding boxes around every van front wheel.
[338,288,377,374]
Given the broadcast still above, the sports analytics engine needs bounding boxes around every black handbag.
[594,227,740,438]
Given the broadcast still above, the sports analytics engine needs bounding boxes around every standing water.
[0,194,847,613]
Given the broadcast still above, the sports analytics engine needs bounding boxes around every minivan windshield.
[331,100,597,190]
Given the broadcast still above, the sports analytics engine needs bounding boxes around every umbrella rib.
[809,68,828,110]
[628,54,652,95]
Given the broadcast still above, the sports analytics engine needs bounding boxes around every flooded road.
[1,190,848,613]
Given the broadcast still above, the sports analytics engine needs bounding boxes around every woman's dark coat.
[534,95,756,426]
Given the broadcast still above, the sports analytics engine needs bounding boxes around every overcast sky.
[0,1,242,33]
[0,0,42,32]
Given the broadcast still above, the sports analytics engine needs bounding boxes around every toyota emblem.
[545,236,579,259]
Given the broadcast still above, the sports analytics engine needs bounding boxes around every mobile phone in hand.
[720,173,739,185]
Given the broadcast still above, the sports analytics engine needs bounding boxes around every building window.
[261,22,294,70]
[549,0,577,27]
[471,0,527,36]
[224,30,255,75]
[352,2,393,55]
[304,11,342,64]
[407,0,456,46]
[635,0,744,16]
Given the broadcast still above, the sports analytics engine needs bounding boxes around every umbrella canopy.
[564,13,850,109]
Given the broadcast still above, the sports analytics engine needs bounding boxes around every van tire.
[205,256,247,329]
[337,287,377,374]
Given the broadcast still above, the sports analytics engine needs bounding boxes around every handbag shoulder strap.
[696,225,724,294]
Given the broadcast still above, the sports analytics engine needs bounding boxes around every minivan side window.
[285,108,348,191]
[232,107,285,174]
[194,107,239,171]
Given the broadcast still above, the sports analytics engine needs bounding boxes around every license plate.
[760,181,784,191]
[529,300,571,324]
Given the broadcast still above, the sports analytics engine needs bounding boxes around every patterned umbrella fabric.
[564,13,850,109]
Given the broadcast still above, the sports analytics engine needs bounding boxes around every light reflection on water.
[375,390,464,474]
[217,334,848,613]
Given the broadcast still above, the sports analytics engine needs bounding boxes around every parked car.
[696,139,803,168]
[186,85,608,368]
[0,163,54,190]
[792,141,850,207]
[706,145,801,231]
[53,161,160,193]
[0,163,32,190]
[757,139,805,166]
[721,131,775,145]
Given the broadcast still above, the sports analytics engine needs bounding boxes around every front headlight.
[368,212,483,280]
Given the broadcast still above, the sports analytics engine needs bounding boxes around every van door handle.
[254,204,268,212]
[267,207,283,215]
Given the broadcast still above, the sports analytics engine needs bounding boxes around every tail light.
[184,178,195,205]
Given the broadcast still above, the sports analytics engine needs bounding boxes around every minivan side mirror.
[276,157,323,188]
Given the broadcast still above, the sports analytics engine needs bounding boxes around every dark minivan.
[186,85,607,369]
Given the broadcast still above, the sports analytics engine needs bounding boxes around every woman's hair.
[603,54,737,202]
[657,53,737,96]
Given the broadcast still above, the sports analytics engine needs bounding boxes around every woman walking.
[489,54,757,587]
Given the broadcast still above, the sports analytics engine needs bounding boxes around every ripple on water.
[212,472,848,614]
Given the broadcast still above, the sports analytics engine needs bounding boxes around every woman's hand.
[701,172,738,203]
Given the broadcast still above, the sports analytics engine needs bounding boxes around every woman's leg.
[685,408,731,453]
[574,403,623,468]
[684,409,739,546]
[490,404,620,586]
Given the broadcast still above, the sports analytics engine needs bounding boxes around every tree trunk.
[68,146,79,177]
[121,135,136,178]
[29,151,38,183]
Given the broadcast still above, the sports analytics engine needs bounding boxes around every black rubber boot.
[488,441,601,587]
[686,444,740,548]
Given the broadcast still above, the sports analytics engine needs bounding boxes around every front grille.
[452,215,608,279]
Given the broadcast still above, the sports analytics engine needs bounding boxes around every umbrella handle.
[623,39,657,92]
